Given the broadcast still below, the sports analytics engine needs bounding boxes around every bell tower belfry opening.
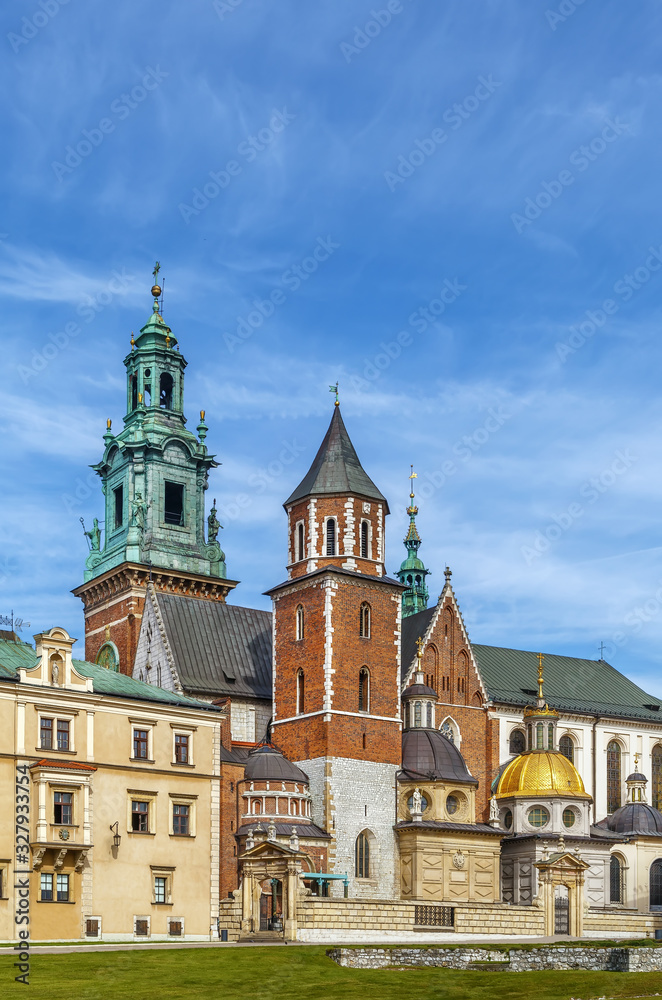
[73,265,237,673]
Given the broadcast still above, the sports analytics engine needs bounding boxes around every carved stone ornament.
[452,851,466,870]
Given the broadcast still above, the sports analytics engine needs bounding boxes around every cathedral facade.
[8,271,662,942]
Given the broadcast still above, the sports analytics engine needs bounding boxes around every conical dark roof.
[285,406,388,510]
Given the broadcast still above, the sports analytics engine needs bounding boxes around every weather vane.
[0,611,30,632]
[329,382,339,405]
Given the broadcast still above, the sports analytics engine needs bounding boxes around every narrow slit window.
[359,603,371,638]
[114,484,124,530]
[296,605,304,641]
[297,523,305,561]
[360,521,369,559]
[325,519,336,556]
[358,668,369,712]
[297,670,305,715]
[164,481,184,526]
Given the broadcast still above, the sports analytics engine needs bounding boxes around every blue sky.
[2,0,662,698]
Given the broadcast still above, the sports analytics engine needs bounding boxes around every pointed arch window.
[607,740,622,813]
[359,603,371,639]
[360,520,369,559]
[559,735,574,763]
[358,668,370,713]
[355,832,371,878]
[159,372,173,409]
[296,670,305,715]
[325,518,336,556]
[297,522,305,562]
[653,746,662,811]
[295,605,304,641]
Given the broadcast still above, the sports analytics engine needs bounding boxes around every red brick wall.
[220,761,244,898]
[287,497,386,579]
[83,594,145,674]
[273,571,401,766]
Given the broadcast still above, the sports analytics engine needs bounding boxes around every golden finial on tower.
[634,752,640,770]
[537,652,545,703]
[130,331,135,350]
[106,418,112,430]
[416,636,424,660]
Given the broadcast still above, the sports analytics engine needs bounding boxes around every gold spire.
[416,636,424,660]
[407,465,418,515]
[537,652,544,703]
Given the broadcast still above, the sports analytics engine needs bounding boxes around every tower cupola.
[396,467,430,617]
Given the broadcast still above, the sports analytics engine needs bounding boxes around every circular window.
[563,807,576,828]
[503,809,513,829]
[145,368,151,377]
[446,794,461,815]
[407,793,428,813]
[527,806,549,828]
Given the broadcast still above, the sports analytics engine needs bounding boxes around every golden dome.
[496,751,590,800]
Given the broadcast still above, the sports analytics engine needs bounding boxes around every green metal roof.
[473,643,662,724]
[0,636,219,712]
[285,406,388,509]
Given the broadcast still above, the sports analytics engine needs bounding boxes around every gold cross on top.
[416,636,424,659]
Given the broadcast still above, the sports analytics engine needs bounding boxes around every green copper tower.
[83,266,227,582]
[396,467,430,618]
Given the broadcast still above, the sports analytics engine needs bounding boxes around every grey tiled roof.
[473,643,662,724]
[156,594,272,699]
[395,821,503,835]
[236,822,331,840]
[284,406,388,509]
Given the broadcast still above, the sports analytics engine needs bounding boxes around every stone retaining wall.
[329,944,662,972]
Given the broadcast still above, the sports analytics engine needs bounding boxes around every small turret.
[396,467,430,617]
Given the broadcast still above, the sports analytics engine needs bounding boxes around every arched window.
[297,523,305,562]
[130,374,138,410]
[607,741,622,813]
[144,368,152,406]
[440,718,458,745]
[358,668,370,712]
[536,723,544,749]
[159,372,173,409]
[559,735,574,763]
[527,724,533,750]
[653,746,662,811]
[610,855,624,904]
[295,605,304,641]
[651,858,662,909]
[359,603,371,639]
[325,518,336,556]
[509,730,526,756]
[96,642,119,672]
[426,702,433,728]
[414,701,422,727]
[355,832,371,878]
[548,723,554,750]
[360,520,369,559]
[296,670,305,715]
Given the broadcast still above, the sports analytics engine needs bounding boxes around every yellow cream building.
[0,627,224,942]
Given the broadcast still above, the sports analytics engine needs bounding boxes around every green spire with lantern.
[396,467,430,617]
[83,264,227,583]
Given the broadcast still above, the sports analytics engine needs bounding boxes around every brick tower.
[72,266,237,673]
[267,400,404,898]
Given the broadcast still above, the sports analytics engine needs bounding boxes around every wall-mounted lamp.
[110,821,121,849]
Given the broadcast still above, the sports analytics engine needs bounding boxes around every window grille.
[414,905,454,928]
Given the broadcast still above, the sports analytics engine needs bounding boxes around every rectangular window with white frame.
[53,790,74,825]
[0,862,9,899]
[170,794,196,837]
[134,916,150,937]
[168,917,184,937]
[151,867,174,905]
[38,712,75,752]
[129,719,156,761]
[127,790,157,834]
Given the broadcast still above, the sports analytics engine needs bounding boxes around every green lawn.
[2,945,662,1000]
